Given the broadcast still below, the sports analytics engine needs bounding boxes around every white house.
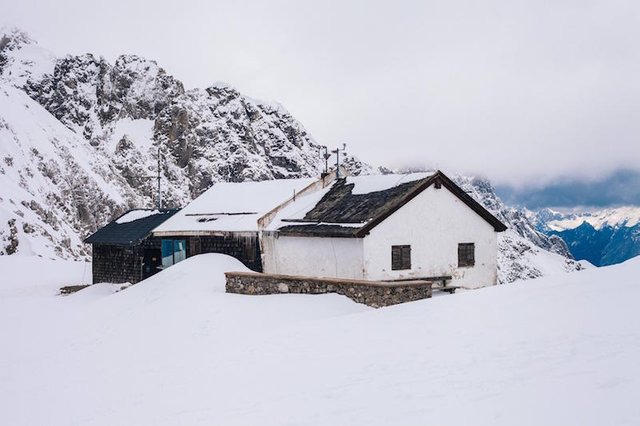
[260,171,507,289]
[145,169,506,289]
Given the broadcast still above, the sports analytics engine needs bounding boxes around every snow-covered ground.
[1,254,639,425]
[0,255,90,297]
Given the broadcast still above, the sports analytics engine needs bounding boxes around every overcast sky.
[2,0,639,190]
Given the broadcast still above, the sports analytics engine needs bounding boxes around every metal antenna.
[331,143,347,178]
[121,145,163,210]
[322,147,331,174]
[157,144,162,210]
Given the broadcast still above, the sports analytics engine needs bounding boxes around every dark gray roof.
[303,178,427,223]
[275,224,359,238]
[278,171,507,237]
[84,209,179,246]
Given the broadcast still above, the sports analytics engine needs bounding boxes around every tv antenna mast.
[118,142,165,210]
[331,143,347,178]
[156,145,162,210]
[322,147,331,175]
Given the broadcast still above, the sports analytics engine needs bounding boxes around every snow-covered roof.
[153,178,317,234]
[266,173,433,237]
[115,209,161,224]
[347,172,434,195]
[85,209,179,246]
[267,171,508,237]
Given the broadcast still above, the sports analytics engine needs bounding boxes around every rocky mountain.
[21,51,328,205]
[453,176,585,283]
[0,27,584,284]
[0,28,329,258]
[0,29,56,87]
[531,207,640,266]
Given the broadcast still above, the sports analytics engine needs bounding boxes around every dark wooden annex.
[84,210,179,284]
[154,233,263,272]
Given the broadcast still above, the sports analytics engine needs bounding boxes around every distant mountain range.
[0,27,584,283]
[530,207,640,266]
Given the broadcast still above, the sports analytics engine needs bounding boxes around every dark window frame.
[161,239,187,268]
[458,243,475,267]
[391,245,412,270]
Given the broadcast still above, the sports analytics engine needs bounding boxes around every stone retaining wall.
[225,272,432,308]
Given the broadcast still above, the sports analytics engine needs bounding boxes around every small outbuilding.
[84,209,178,284]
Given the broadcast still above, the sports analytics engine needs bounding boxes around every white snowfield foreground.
[1,254,639,425]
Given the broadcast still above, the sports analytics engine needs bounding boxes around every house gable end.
[275,170,507,238]
[354,171,507,237]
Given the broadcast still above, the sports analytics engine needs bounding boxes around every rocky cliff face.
[0,85,134,258]
[453,176,584,283]
[0,27,584,284]
[154,85,325,201]
[18,44,330,207]
[25,53,185,141]
[0,28,327,258]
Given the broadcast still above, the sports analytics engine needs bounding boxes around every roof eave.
[152,230,258,237]
[278,230,361,238]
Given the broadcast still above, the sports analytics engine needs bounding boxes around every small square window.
[458,243,475,267]
[391,245,411,270]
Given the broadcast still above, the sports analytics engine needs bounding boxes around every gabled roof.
[271,171,507,237]
[152,178,317,235]
[84,209,179,246]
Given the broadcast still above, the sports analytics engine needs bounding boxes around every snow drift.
[0,254,638,425]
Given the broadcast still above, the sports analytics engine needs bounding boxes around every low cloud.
[2,0,639,187]
[496,169,640,209]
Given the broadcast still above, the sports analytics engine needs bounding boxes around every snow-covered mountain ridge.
[531,207,640,267]
[537,207,640,231]
[0,27,582,283]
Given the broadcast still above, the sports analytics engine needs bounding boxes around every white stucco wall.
[262,235,365,279]
[362,185,498,288]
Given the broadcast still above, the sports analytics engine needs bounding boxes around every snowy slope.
[498,229,589,282]
[0,85,138,258]
[0,254,638,425]
[0,255,90,297]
